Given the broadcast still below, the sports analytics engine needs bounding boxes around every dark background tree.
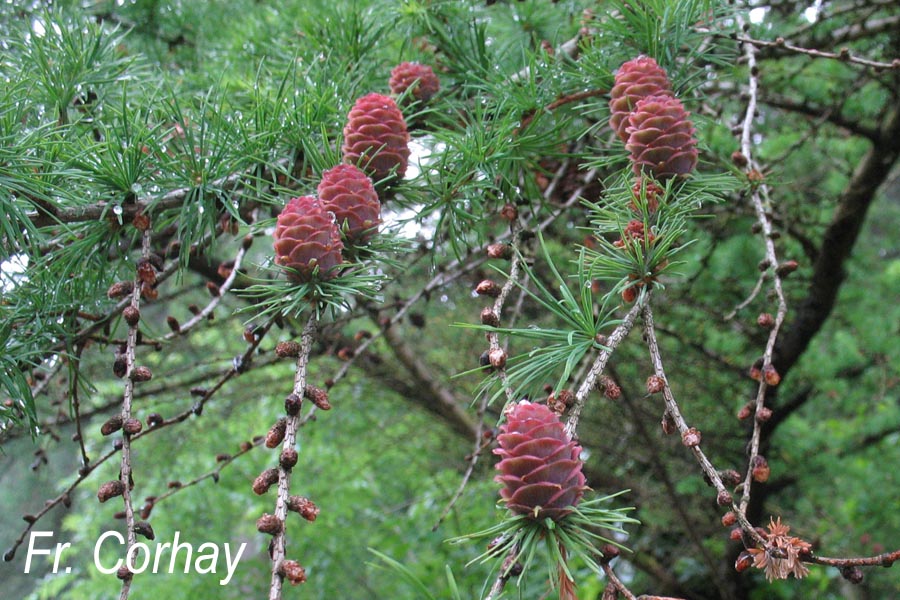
[1,1,898,599]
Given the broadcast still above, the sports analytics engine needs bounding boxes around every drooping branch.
[268,314,317,600]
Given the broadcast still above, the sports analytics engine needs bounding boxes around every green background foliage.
[1,0,898,599]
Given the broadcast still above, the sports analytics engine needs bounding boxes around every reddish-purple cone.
[389,62,440,103]
[494,401,587,521]
[342,93,410,183]
[625,95,698,180]
[317,164,381,244]
[273,196,344,282]
[609,56,673,143]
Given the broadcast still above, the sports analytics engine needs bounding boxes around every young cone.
[609,56,673,142]
[341,93,410,183]
[389,62,440,104]
[494,401,587,521]
[625,95,698,180]
[316,164,381,245]
[273,196,344,283]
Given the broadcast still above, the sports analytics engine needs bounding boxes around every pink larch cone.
[341,93,410,183]
[273,196,344,282]
[609,56,673,142]
[389,62,440,103]
[317,164,381,245]
[625,95,698,180]
[494,401,587,521]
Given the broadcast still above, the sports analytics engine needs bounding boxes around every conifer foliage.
[1,1,899,599]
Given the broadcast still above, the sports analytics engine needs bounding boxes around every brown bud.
[252,468,279,495]
[475,279,502,298]
[304,386,331,410]
[621,286,637,303]
[130,366,152,382]
[167,481,182,489]
[682,427,702,447]
[287,496,320,521]
[751,456,770,482]
[488,348,507,369]
[280,559,307,585]
[756,313,775,328]
[123,306,140,326]
[280,448,298,470]
[265,418,287,449]
[217,260,235,280]
[717,490,733,506]
[599,544,620,563]
[731,151,748,168]
[480,307,500,327]
[840,566,864,584]
[98,480,126,503]
[123,418,142,435]
[256,513,282,535]
[285,393,302,416]
[336,347,354,361]
[486,243,512,260]
[763,365,780,387]
[116,565,133,581]
[499,203,517,221]
[661,412,676,435]
[107,281,134,299]
[137,259,156,285]
[132,212,151,231]
[134,521,155,540]
[239,441,253,452]
[755,407,773,422]
[735,551,753,573]
[141,281,159,300]
[646,375,665,394]
[748,365,762,382]
[737,403,754,420]
[775,260,798,277]
[275,341,302,358]
[720,469,742,486]
[215,453,231,463]
[353,330,372,342]
[206,281,220,297]
[242,234,254,250]
[166,316,181,333]
[729,527,743,541]
[146,413,163,428]
[721,511,737,527]
[101,415,124,436]
[600,375,621,400]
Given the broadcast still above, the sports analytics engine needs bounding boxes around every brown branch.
[116,226,152,599]
[805,548,900,568]
[269,314,316,600]
[564,299,644,438]
[736,28,790,519]
[642,304,765,547]
[26,159,287,228]
[731,33,899,70]
[760,93,879,140]
[484,545,519,600]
